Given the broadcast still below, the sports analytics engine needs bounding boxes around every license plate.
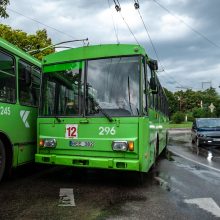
[69,141,94,147]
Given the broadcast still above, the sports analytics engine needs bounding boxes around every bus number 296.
[99,127,116,135]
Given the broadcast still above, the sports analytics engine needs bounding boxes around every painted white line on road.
[169,149,220,173]
[184,198,220,218]
[59,188,75,207]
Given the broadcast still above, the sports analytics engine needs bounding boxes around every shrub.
[192,107,217,118]
[186,113,194,122]
[171,111,185,124]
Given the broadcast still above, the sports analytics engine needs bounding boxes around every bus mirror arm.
[149,77,158,94]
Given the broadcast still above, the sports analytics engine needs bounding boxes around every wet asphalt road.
[1,129,220,220]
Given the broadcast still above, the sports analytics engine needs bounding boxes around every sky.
[1,0,220,92]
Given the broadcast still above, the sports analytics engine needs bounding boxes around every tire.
[161,145,168,158]
[0,140,6,182]
[151,139,158,169]
[196,138,200,148]
[191,137,195,144]
[161,133,168,158]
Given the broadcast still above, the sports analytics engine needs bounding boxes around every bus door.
[16,60,40,165]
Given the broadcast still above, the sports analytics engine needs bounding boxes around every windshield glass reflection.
[86,56,140,117]
[197,118,220,128]
[40,63,83,116]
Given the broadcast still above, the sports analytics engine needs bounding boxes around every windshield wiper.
[127,76,134,115]
[90,97,113,122]
[55,116,61,123]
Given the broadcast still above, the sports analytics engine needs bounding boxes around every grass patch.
[168,121,192,129]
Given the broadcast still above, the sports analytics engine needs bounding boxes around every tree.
[171,111,185,124]
[164,88,178,115]
[0,24,54,60]
[164,87,220,118]
[0,0,10,18]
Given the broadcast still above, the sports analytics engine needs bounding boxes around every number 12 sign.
[65,124,78,138]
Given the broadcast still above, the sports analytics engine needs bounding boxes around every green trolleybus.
[35,44,168,173]
[0,37,41,181]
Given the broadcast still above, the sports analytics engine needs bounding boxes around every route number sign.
[65,124,78,138]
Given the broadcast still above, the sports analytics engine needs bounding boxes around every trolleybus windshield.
[40,56,140,117]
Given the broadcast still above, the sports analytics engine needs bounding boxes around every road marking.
[169,149,220,173]
[184,198,220,217]
[59,188,75,206]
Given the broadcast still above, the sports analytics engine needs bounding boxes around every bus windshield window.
[86,56,140,116]
[40,65,83,116]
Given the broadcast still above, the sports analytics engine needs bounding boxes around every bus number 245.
[0,106,10,115]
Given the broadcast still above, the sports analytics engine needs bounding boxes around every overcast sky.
[1,0,220,92]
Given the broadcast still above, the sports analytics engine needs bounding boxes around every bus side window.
[146,64,154,108]
[18,60,40,107]
[142,58,147,114]
[0,50,16,103]
[31,67,41,106]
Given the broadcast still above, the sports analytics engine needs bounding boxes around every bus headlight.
[39,139,57,148]
[112,141,128,151]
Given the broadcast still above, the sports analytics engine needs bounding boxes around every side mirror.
[150,77,158,94]
[148,59,158,71]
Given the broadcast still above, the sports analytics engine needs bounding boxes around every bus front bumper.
[35,154,140,171]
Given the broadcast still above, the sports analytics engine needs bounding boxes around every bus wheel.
[151,140,158,169]
[0,140,6,182]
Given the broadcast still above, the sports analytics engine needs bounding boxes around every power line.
[108,0,120,44]
[113,0,140,45]
[8,8,76,40]
[152,0,220,49]
[133,0,164,71]
[132,1,186,89]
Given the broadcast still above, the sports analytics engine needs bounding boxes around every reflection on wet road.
[168,129,220,171]
[0,129,220,219]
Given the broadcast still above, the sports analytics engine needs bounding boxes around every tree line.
[164,88,220,123]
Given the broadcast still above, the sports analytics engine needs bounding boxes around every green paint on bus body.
[36,44,169,173]
[0,37,41,181]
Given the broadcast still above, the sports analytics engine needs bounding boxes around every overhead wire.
[108,0,120,44]
[8,8,76,40]
[148,0,220,90]
[152,0,220,49]
[133,0,187,89]
[133,0,164,71]
[113,0,140,45]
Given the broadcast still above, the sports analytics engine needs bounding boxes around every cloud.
[0,0,220,92]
